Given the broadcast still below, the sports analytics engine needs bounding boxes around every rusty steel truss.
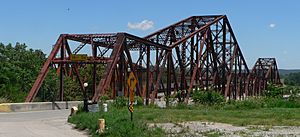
[25,15,281,102]
[246,58,281,96]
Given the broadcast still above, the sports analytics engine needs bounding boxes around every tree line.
[0,42,95,103]
[284,72,300,86]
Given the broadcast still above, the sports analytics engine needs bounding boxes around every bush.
[223,96,300,110]
[262,84,300,108]
[264,97,300,108]
[223,97,264,110]
[192,89,224,105]
[113,96,129,108]
[76,103,85,113]
[284,72,300,86]
[135,96,144,106]
[288,93,300,102]
[100,95,110,103]
[264,84,285,98]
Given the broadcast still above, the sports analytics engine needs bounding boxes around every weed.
[100,95,110,103]
[192,89,224,105]
[134,96,144,106]
[112,96,128,108]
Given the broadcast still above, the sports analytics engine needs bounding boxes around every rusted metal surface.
[26,15,281,102]
[246,58,281,96]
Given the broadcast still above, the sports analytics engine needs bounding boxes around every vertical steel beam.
[222,19,226,95]
[146,44,150,105]
[138,46,143,93]
[59,38,65,101]
[166,51,171,107]
[119,52,124,96]
[92,37,97,98]
[190,18,196,77]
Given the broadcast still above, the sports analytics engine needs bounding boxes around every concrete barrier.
[0,101,82,112]
[0,103,12,112]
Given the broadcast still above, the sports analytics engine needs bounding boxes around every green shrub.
[224,98,264,110]
[100,95,110,103]
[264,84,285,98]
[223,96,300,110]
[264,97,300,108]
[113,96,129,108]
[135,96,144,106]
[262,84,300,108]
[288,93,300,102]
[76,103,85,113]
[192,89,224,105]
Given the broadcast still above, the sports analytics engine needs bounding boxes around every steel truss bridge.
[25,15,281,103]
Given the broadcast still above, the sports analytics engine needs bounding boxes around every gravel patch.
[149,121,300,137]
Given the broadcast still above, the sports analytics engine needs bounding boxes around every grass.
[68,103,300,137]
[68,105,165,137]
[136,107,300,126]
[69,86,300,137]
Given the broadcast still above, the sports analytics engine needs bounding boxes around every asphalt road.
[0,109,87,137]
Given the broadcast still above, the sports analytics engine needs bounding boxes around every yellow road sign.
[70,54,88,61]
[130,89,135,102]
[127,72,137,91]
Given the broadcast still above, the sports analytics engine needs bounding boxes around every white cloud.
[269,23,276,28]
[128,20,154,31]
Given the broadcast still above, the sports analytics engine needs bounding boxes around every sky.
[0,0,300,69]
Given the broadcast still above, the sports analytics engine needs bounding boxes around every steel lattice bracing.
[26,33,171,102]
[144,15,249,100]
[26,15,281,102]
[246,58,281,96]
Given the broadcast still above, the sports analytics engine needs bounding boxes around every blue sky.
[0,0,299,69]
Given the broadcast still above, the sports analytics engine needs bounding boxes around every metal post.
[92,39,97,98]
[166,52,171,107]
[206,45,209,91]
[146,45,150,105]
[222,19,226,95]
[119,52,124,96]
[131,111,133,121]
[83,82,89,112]
[59,40,65,101]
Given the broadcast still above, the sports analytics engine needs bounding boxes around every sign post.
[127,72,137,121]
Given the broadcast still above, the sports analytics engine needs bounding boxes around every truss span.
[25,15,281,102]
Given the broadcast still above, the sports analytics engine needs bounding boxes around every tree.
[0,43,46,102]
[0,42,106,102]
[284,72,300,86]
